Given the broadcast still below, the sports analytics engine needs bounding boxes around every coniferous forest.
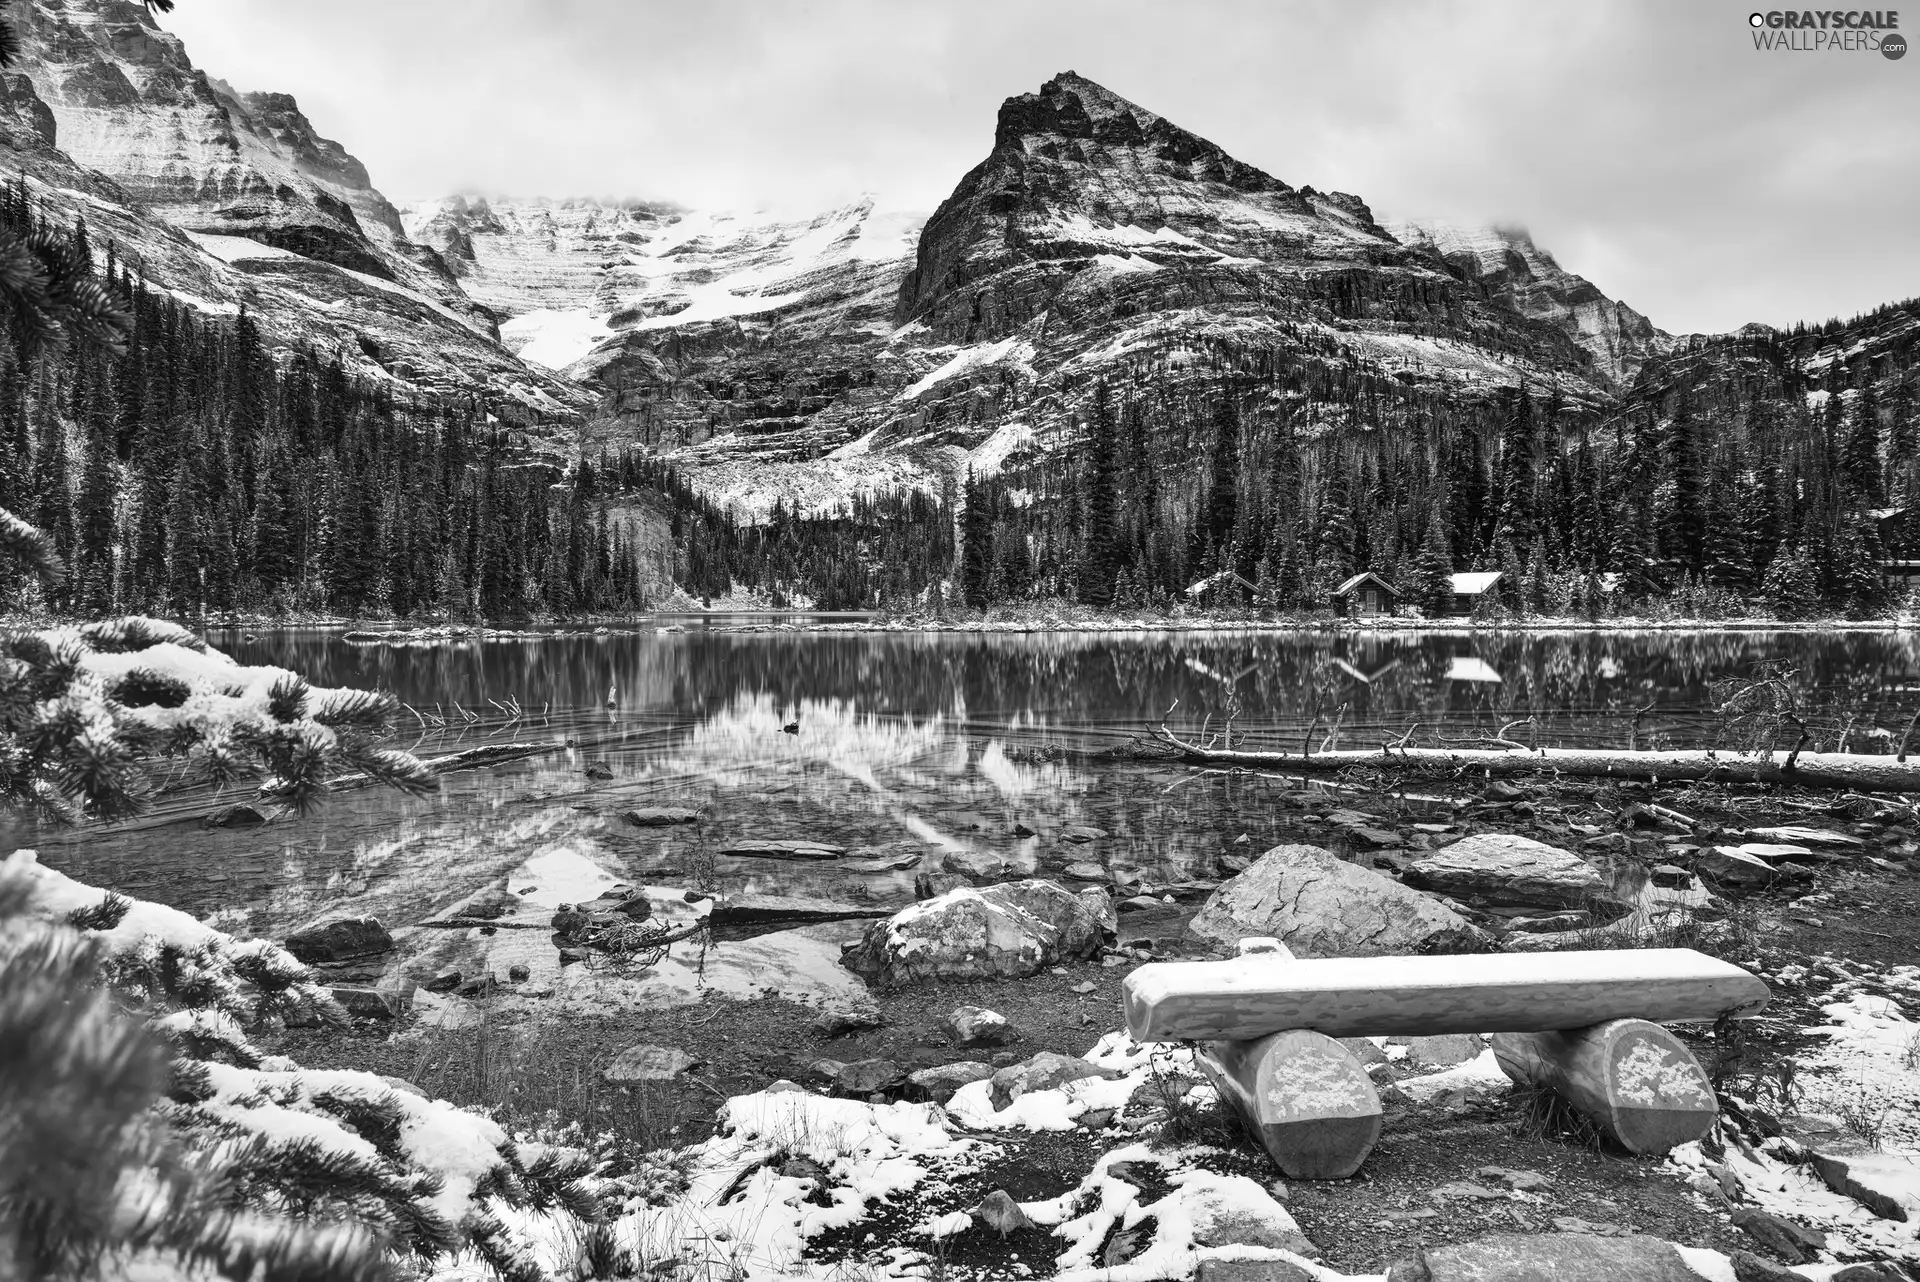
[3,179,1918,623]
[0,186,954,619]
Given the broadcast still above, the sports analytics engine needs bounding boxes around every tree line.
[0,184,956,619]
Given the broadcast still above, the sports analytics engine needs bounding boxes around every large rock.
[1405,833,1611,909]
[841,879,1112,987]
[987,1050,1114,1111]
[1183,1175,1317,1256]
[1186,845,1491,958]
[284,916,394,964]
[1384,1233,1705,1281]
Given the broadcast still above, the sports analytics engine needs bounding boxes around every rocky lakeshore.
[30,761,1913,1281]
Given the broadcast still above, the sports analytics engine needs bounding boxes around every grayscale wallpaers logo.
[1747,9,1905,55]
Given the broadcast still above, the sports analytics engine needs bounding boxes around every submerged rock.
[914,871,973,900]
[204,803,268,828]
[1405,833,1611,909]
[842,879,1112,986]
[285,916,394,964]
[1187,844,1491,958]
[622,807,700,827]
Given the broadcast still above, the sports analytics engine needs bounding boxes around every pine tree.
[1414,508,1454,618]
[1078,382,1122,607]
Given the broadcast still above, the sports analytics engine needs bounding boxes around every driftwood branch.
[1143,723,1920,793]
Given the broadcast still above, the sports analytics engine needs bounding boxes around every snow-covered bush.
[1,614,432,822]
[2,850,622,1282]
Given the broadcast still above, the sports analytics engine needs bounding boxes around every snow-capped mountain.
[1384,220,1671,388]
[2,0,587,424]
[1,2,1709,514]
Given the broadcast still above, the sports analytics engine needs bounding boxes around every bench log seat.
[1123,945,1768,1177]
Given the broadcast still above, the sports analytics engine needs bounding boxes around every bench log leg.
[1194,1028,1382,1179]
[1490,1017,1717,1154]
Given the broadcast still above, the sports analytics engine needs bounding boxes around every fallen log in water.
[1147,727,1920,793]
[323,742,554,791]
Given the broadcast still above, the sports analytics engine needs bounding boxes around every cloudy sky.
[164,0,1917,336]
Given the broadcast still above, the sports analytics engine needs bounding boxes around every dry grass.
[400,1000,707,1160]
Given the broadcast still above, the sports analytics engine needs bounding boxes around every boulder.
[987,1050,1114,1111]
[285,916,394,964]
[583,762,614,780]
[843,880,1111,986]
[944,1005,1018,1047]
[1405,833,1611,909]
[910,1061,995,1103]
[809,999,883,1039]
[604,1044,699,1082]
[1649,864,1695,889]
[1384,1233,1706,1281]
[623,807,700,826]
[1186,845,1492,958]
[1060,825,1107,843]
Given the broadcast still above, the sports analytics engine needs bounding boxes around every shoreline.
[7,610,1916,640]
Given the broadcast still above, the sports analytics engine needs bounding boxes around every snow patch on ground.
[897,337,1036,401]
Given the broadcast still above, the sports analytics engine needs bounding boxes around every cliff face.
[1386,220,1671,389]
[455,72,1636,517]
[1,0,587,425]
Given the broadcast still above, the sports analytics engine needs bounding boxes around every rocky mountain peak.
[992,70,1290,198]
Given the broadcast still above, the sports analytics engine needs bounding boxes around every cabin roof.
[1334,571,1402,597]
[1449,571,1504,595]
[1184,570,1258,597]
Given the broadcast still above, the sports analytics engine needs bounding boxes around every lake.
[14,625,1920,950]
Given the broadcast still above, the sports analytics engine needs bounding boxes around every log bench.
[1121,941,1770,1179]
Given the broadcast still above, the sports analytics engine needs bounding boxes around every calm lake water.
[15,625,1920,947]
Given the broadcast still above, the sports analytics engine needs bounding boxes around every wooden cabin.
[1333,572,1403,618]
[1447,571,1505,616]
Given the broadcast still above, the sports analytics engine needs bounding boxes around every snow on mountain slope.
[5,0,586,424]
[1385,219,1671,388]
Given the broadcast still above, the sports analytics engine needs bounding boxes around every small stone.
[810,1002,883,1039]
[1196,1261,1315,1282]
[1080,1108,1114,1129]
[604,1044,699,1082]
[329,985,397,1020]
[1485,781,1528,802]
[973,1189,1032,1236]
[1730,1251,1804,1282]
[1407,1033,1481,1067]
[1060,826,1107,843]
[1649,864,1695,888]
[944,1005,1018,1047]
[835,1058,905,1096]
[913,871,973,900]
[422,970,462,993]
[583,762,614,780]
[1072,981,1097,994]
[1012,821,1037,837]
[507,964,530,982]
[1062,862,1108,881]
[908,1061,994,1103]
[1476,1165,1552,1191]
[1730,1207,1827,1263]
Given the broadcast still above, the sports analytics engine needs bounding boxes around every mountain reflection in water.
[14,625,1919,949]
